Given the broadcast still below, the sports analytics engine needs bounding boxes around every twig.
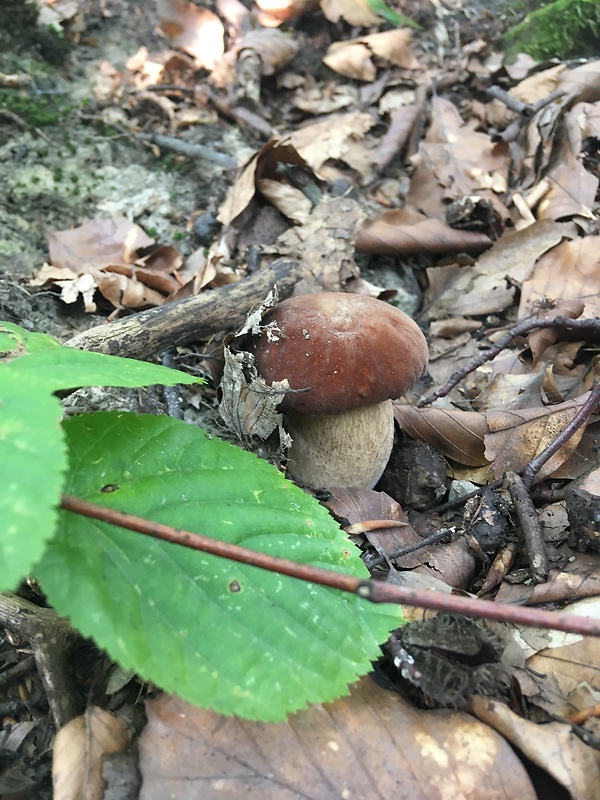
[522,382,600,489]
[419,315,600,407]
[66,259,304,358]
[60,494,600,637]
[505,472,548,583]
[0,594,79,727]
[369,527,454,567]
[138,132,238,170]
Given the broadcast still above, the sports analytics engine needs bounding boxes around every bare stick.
[138,132,238,170]
[505,471,549,583]
[419,315,600,407]
[0,593,79,727]
[60,494,600,637]
[66,259,303,359]
[522,381,600,489]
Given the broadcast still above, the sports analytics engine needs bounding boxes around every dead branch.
[505,471,549,584]
[66,259,303,359]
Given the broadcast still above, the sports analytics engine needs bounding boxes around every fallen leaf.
[394,404,489,466]
[52,706,128,800]
[320,0,380,26]
[138,677,537,800]
[157,0,224,69]
[470,697,600,800]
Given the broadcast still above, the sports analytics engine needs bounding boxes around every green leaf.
[0,322,201,590]
[365,0,421,28]
[36,412,403,721]
[0,322,201,393]
[0,373,66,588]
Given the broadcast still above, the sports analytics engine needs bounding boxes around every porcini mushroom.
[247,292,428,488]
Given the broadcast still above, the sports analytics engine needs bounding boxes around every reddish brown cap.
[248,292,428,415]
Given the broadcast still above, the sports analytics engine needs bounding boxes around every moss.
[0,90,73,127]
[504,0,600,60]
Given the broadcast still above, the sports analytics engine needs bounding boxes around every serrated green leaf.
[0,321,201,589]
[36,412,403,721]
[0,322,200,393]
[0,372,66,589]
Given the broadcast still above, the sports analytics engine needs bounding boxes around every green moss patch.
[504,0,600,61]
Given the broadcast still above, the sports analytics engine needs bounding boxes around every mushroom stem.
[284,401,395,489]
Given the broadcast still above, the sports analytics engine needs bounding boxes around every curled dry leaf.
[52,706,128,800]
[394,404,489,467]
[218,138,320,225]
[423,219,576,320]
[323,30,418,81]
[289,111,375,179]
[323,42,376,82]
[519,235,600,320]
[484,393,591,482]
[320,0,380,26]
[255,0,320,26]
[356,208,493,255]
[496,550,600,607]
[325,487,475,588]
[470,697,600,800]
[238,29,299,75]
[138,677,537,800]
[407,96,510,221]
[156,0,224,69]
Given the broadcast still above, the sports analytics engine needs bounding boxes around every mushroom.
[247,292,428,488]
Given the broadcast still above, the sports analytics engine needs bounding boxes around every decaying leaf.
[138,677,537,800]
[156,0,224,69]
[320,0,380,26]
[394,405,489,467]
[323,29,418,81]
[52,706,128,800]
[470,697,600,800]
[356,207,493,255]
[484,394,590,482]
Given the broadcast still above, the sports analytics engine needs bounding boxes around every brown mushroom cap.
[249,292,428,415]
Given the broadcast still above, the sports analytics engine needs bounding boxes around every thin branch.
[60,494,600,638]
[419,315,600,407]
[522,382,600,489]
[506,471,548,583]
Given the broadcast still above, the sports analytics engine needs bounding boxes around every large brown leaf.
[139,677,537,799]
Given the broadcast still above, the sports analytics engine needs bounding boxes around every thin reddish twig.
[60,494,600,638]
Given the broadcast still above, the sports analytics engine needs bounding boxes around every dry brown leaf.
[424,219,575,320]
[93,271,167,310]
[559,59,600,104]
[52,706,128,800]
[371,102,420,170]
[138,677,536,800]
[320,0,380,26]
[294,83,358,114]
[496,550,600,606]
[218,138,320,225]
[238,29,299,75]
[290,112,375,181]
[470,697,600,800]
[519,235,600,320]
[46,217,155,274]
[255,0,319,25]
[407,96,511,220]
[525,634,600,719]
[356,207,493,255]
[323,41,376,81]
[157,0,224,69]
[256,178,312,223]
[536,103,600,222]
[360,28,419,68]
[394,404,489,466]
[484,394,590,482]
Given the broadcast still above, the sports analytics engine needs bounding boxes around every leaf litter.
[4,0,600,797]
